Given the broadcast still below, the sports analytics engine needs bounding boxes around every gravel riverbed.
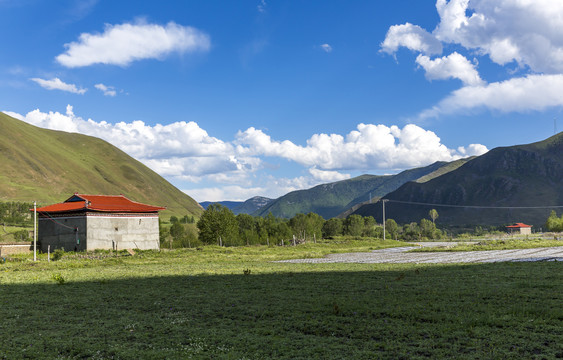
[276,243,563,264]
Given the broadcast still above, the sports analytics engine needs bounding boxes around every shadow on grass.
[1,262,562,359]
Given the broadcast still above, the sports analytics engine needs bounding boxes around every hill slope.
[353,133,563,227]
[254,160,470,219]
[200,197,273,215]
[0,112,203,218]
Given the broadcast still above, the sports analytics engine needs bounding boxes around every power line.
[37,211,77,230]
[381,199,563,210]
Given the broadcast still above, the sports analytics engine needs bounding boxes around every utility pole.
[33,201,37,261]
[382,199,389,240]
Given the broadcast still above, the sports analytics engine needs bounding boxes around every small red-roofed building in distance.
[506,222,533,235]
[36,194,165,251]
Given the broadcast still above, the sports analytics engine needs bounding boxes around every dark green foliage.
[51,249,64,261]
[0,201,34,227]
[546,210,563,232]
[385,219,399,240]
[344,215,364,237]
[11,229,30,242]
[169,216,179,224]
[288,213,324,242]
[363,216,377,237]
[322,218,343,238]
[180,215,195,224]
[169,222,185,239]
[197,204,239,245]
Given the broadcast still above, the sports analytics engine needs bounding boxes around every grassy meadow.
[0,241,562,359]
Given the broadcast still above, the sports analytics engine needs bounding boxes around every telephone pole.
[382,199,389,240]
[33,201,37,261]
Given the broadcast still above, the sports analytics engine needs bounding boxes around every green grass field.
[0,242,561,359]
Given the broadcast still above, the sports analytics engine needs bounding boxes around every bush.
[51,273,65,285]
[51,249,64,261]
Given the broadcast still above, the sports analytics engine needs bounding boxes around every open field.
[0,242,562,359]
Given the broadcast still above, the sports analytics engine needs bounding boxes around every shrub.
[51,273,65,285]
[51,249,64,261]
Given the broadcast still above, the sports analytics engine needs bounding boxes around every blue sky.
[2,0,562,201]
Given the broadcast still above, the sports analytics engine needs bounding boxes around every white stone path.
[277,243,563,264]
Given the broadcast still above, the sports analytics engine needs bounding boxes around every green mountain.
[0,112,203,219]
[353,133,563,228]
[253,160,470,219]
[200,197,273,215]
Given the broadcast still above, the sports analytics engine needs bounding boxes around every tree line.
[0,201,34,227]
[160,204,445,248]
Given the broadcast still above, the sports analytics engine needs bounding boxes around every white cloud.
[257,0,267,13]
[380,23,442,55]
[7,106,488,201]
[320,44,332,53]
[433,0,563,73]
[94,83,116,96]
[30,77,87,94]
[416,52,484,86]
[235,123,487,171]
[56,21,211,68]
[420,74,563,118]
[382,0,563,117]
[309,168,350,182]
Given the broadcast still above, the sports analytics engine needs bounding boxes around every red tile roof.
[506,223,532,228]
[36,194,165,214]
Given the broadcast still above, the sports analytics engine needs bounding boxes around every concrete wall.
[0,244,32,256]
[38,215,87,252]
[86,214,160,250]
[520,227,532,235]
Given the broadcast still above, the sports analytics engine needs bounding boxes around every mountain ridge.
[352,132,563,227]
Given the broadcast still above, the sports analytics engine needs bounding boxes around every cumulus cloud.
[6,106,488,201]
[94,83,116,96]
[309,168,350,182]
[30,77,87,94]
[382,0,563,117]
[380,23,443,55]
[236,123,487,171]
[320,44,333,53]
[433,0,563,73]
[416,52,484,86]
[420,74,563,118]
[56,21,211,67]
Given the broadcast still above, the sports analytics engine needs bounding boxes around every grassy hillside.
[0,112,202,219]
[354,133,563,227]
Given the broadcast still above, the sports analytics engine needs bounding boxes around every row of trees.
[159,204,444,248]
[0,201,33,227]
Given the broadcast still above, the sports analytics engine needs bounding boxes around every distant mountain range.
[0,112,203,218]
[352,132,563,228]
[200,196,273,215]
[249,159,470,219]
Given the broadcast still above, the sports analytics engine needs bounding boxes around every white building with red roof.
[36,194,165,251]
[506,222,533,235]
